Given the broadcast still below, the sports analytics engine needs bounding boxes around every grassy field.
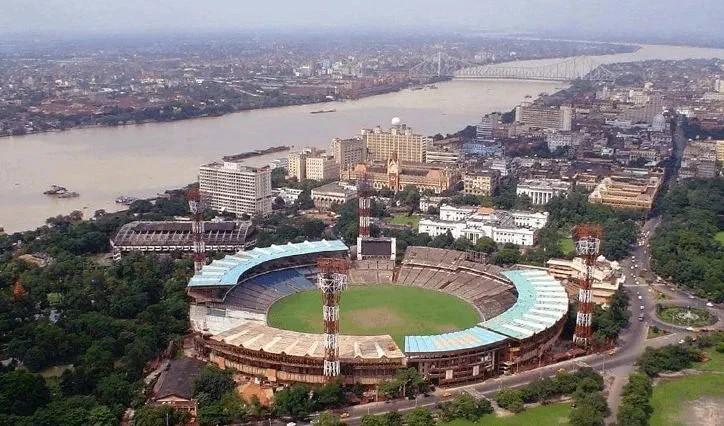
[267,285,479,346]
[557,237,575,255]
[715,231,724,245]
[649,350,724,426]
[445,403,571,426]
[387,213,421,228]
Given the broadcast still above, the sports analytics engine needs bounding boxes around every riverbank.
[3,43,724,233]
[0,45,636,140]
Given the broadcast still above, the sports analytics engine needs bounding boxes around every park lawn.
[715,231,724,245]
[387,213,421,228]
[445,402,571,426]
[557,237,575,255]
[649,350,724,426]
[267,285,479,347]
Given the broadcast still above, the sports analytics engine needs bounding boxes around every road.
[341,215,722,425]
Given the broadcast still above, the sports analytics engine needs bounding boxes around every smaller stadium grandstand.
[111,220,255,258]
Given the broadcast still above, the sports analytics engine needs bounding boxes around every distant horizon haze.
[3,0,724,43]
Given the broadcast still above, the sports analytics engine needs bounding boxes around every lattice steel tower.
[357,171,372,238]
[572,224,603,348]
[316,258,349,378]
[187,187,207,274]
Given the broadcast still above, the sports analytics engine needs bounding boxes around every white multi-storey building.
[515,104,573,131]
[199,162,272,216]
[419,205,549,246]
[362,121,429,163]
[516,179,571,205]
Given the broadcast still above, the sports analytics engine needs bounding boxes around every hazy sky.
[3,0,724,39]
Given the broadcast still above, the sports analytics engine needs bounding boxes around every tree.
[495,389,524,413]
[192,366,235,403]
[95,373,134,408]
[638,344,702,377]
[361,414,386,426]
[569,391,608,426]
[472,237,497,254]
[133,405,188,426]
[271,168,287,188]
[273,197,286,210]
[88,406,117,426]
[492,244,521,265]
[0,369,51,416]
[272,384,316,419]
[316,381,346,408]
[617,373,652,426]
[314,411,342,426]
[296,190,315,209]
[437,393,493,422]
[403,408,435,426]
[302,219,326,240]
[452,236,473,252]
[430,231,455,249]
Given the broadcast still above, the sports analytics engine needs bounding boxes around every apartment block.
[362,122,428,163]
[199,162,272,216]
[515,103,573,131]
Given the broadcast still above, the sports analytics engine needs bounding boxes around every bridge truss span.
[453,56,615,82]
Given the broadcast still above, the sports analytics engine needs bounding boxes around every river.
[1,43,723,233]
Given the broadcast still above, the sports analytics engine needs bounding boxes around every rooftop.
[213,322,404,360]
[478,269,568,340]
[187,239,348,288]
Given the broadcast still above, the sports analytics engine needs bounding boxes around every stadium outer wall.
[187,243,567,388]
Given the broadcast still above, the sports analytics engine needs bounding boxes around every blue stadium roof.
[403,268,568,353]
[187,240,349,288]
[478,269,568,340]
[405,327,507,354]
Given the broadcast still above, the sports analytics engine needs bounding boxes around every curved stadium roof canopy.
[405,269,568,353]
[187,240,348,288]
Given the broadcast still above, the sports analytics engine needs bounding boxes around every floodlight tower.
[572,224,603,349]
[357,170,372,239]
[316,257,349,379]
[187,187,207,274]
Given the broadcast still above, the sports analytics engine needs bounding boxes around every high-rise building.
[715,78,723,93]
[306,154,340,181]
[515,103,573,131]
[330,137,367,168]
[362,121,428,163]
[476,113,500,142]
[287,151,307,180]
[199,162,272,216]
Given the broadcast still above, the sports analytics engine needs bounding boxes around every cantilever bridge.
[410,53,615,82]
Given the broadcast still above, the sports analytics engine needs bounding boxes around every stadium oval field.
[267,285,481,346]
[188,242,570,387]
